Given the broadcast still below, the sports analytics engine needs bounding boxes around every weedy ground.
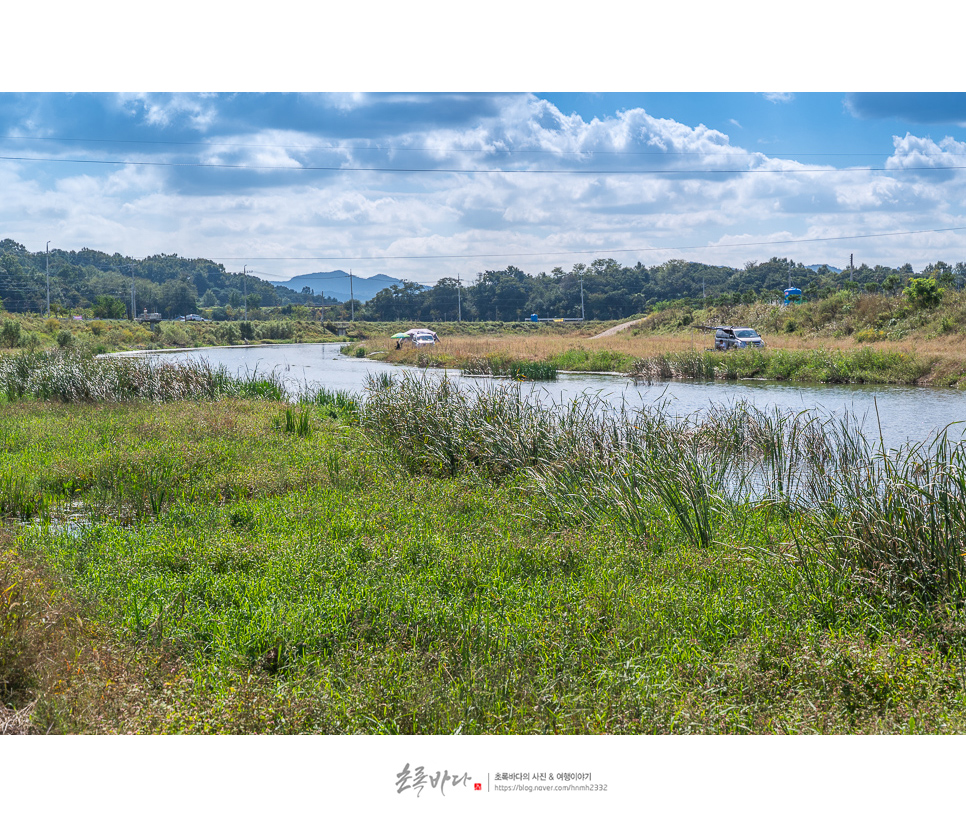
[359,290,966,387]
[4,360,966,733]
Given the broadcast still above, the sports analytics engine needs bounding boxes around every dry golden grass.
[375,325,966,362]
[374,329,866,365]
[366,324,966,387]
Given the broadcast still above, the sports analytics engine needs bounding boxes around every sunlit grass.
[5,373,966,734]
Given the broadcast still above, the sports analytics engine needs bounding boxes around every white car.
[412,333,437,347]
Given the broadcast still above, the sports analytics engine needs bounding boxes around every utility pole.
[243,265,248,322]
[579,274,585,320]
[457,273,461,323]
[45,241,50,317]
[349,270,355,322]
[130,263,136,321]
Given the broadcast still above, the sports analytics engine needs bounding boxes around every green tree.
[903,276,944,308]
[92,294,127,318]
[364,282,425,321]
[882,273,903,296]
[420,276,461,321]
[159,279,199,318]
[934,269,955,289]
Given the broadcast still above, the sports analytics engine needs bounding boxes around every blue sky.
[2,91,965,284]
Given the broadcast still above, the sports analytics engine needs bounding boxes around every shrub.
[258,321,293,340]
[1,320,21,348]
[159,324,190,347]
[216,323,240,345]
[904,277,944,309]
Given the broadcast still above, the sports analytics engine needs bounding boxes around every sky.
[3,91,965,286]
[2,5,964,289]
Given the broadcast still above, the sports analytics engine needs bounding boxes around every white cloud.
[887,132,966,170]
[4,95,966,279]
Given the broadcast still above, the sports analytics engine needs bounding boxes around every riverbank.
[0,315,351,355]
[350,292,966,386]
[6,285,966,388]
[3,371,966,734]
[356,334,966,387]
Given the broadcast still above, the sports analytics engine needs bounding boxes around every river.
[143,342,966,450]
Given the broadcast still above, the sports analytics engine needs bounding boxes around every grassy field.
[6,285,966,387]
[0,314,347,355]
[355,289,966,386]
[4,351,966,734]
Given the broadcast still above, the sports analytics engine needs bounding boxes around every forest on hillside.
[0,239,313,319]
[2,238,964,322]
[362,258,966,322]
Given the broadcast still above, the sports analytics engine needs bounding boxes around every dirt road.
[589,319,645,339]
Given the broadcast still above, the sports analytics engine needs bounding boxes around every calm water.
[144,342,966,449]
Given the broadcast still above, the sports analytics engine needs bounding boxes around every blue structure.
[783,287,802,305]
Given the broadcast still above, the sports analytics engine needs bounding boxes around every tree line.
[2,238,964,322]
[0,239,308,319]
[362,258,966,322]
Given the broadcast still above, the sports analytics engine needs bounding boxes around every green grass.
[0,347,289,404]
[550,347,636,373]
[4,376,966,734]
[457,355,559,380]
[0,312,346,356]
[631,347,932,386]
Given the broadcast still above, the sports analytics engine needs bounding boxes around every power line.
[3,153,966,175]
[213,225,966,264]
[3,133,965,159]
[6,225,963,289]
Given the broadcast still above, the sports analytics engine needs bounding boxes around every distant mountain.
[806,264,843,274]
[268,271,416,303]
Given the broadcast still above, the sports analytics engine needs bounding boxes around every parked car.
[185,314,207,322]
[412,333,436,347]
[714,327,765,350]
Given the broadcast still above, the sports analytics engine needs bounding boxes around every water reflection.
[146,342,966,450]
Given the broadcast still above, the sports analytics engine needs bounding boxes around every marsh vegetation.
[352,287,966,388]
[2,349,966,733]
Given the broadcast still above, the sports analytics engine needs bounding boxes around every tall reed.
[0,349,286,403]
[359,373,966,605]
[630,347,931,386]
[799,428,966,606]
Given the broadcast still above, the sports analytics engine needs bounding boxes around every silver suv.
[714,327,765,350]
